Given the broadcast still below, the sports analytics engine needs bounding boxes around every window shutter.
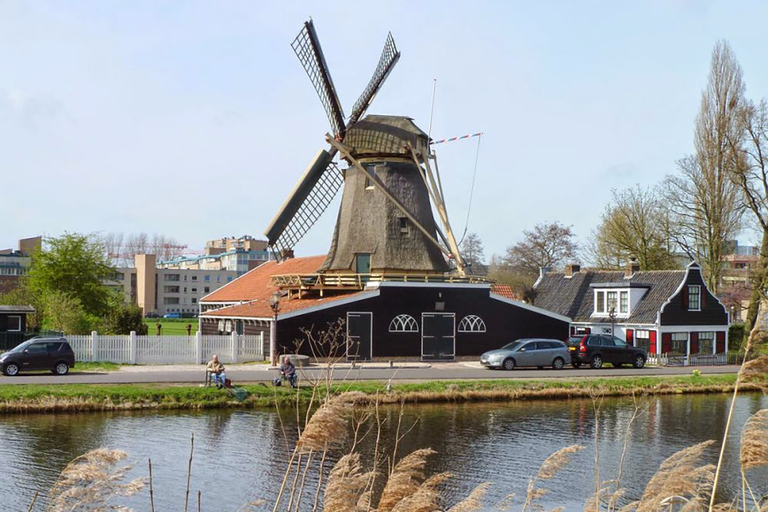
[690,332,699,354]
[584,327,591,334]
[682,286,689,308]
[661,333,671,353]
[570,326,576,336]
[649,331,657,354]
[626,329,634,347]
[701,290,707,308]
[716,331,725,353]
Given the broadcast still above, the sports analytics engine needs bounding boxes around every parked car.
[145,312,161,318]
[163,313,181,319]
[567,334,646,369]
[480,338,570,370]
[0,337,76,376]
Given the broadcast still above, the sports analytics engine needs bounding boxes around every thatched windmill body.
[265,20,466,277]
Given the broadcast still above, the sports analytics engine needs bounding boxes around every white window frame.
[7,315,22,332]
[458,315,487,333]
[389,314,418,333]
[619,291,629,314]
[698,331,714,354]
[594,289,631,317]
[688,285,701,311]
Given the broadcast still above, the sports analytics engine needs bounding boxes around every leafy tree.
[42,290,98,335]
[28,233,116,317]
[103,299,148,335]
[589,185,678,270]
[459,232,487,275]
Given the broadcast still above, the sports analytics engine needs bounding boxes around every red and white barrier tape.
[431,132,483,145]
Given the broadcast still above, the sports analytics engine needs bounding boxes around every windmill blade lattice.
[291,21,346,138]
[268,160,344,258]
[349,32,400,125]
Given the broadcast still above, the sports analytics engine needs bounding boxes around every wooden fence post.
[91,331,99,362]
[231,332,238,364]
[195,331,202,364]
[129,331,137,365]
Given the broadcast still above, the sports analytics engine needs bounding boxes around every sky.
[2,1,768,260]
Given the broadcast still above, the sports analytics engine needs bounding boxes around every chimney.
[539,266,552,280]
[280,249,295,260]
[565,264,581,277]
[626,257,640,277]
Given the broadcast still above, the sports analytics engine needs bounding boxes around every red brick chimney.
[626,257,640,277]
[565,264,581,277]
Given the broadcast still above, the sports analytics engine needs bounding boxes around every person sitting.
[206,354,227,389]
[274,356,298,389]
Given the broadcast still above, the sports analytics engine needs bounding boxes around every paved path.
[0,363,738,385]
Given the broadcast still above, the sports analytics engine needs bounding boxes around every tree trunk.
[744,226,768,346]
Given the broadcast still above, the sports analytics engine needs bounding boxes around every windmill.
[264,19,467,276]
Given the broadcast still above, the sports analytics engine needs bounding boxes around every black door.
[347,312,372,361]
[421,313,455,361]
[22,342,51,371]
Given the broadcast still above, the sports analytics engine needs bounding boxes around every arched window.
[389,314,418,332]
[458,315,486,333]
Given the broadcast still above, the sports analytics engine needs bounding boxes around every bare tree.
[459,232,487,275]
[664,40,745,293]
[503,222,578,277]
[99,232,186,267]
[590,185,678,270]
[729,98,768,334]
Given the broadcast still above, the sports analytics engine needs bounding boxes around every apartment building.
[158,235,273,275]
[0,237,41,294]
[112,255,237,316]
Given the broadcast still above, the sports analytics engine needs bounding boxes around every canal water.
[1,393,766,511]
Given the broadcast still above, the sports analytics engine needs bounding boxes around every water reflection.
[0,393,765,511]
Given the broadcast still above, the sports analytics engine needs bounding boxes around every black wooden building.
[199,256,570,361]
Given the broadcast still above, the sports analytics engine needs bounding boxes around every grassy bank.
[0,373,762,414]
[144,318,198,336]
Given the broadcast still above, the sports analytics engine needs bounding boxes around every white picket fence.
[66,332,264,364]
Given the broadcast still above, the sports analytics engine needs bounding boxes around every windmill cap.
[346,115,429,157]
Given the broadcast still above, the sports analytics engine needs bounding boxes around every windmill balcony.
[270,272,492,293]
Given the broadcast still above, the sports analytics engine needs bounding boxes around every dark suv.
[567,334,646,369]
[0,337,76,376]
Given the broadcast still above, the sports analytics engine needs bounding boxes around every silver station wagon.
[480,338,571,371]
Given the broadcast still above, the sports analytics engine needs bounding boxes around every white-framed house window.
[688,285,701,311]
[458,315,486,332]
[7,315,21,332]
[698,332,714,354]
[594,289,632,317]
[619,291,629,314]
[389,314,418,332]
[671,333,688,355]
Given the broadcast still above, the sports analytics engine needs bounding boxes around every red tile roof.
[491,284,518,300]
[200,255,367,319]
[202,255,327,303]
[202,291,369,319]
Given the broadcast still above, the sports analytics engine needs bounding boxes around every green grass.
[0,373,754,414]
[73,362,123,372]
[144,318,198,336]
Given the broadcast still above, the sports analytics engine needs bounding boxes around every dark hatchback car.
[567,334,646,369]
[0,337,76,376]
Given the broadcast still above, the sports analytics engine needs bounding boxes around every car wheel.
[590,355,603,369]
[572,362,581,369]
[3,363,20,376]
[53,362,69,375]
[633,355,646,369]
[552,357,565,370]
[502,358,516,371]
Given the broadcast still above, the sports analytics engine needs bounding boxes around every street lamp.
[269,291,281,367]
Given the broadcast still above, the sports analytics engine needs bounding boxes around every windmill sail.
[349,33,400,125]
[291,20,346,138]
[264,150,343,257]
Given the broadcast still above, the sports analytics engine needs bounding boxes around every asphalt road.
[0,364,738,385]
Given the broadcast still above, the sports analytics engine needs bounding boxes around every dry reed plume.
[446,482,491,512]
[45,448,146,512]
[378,448,436,512]
[297,395,350,453]
[740,409,768,472]
[522,445,584,512]
[322,453,375,512]
[633,440,715,512]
